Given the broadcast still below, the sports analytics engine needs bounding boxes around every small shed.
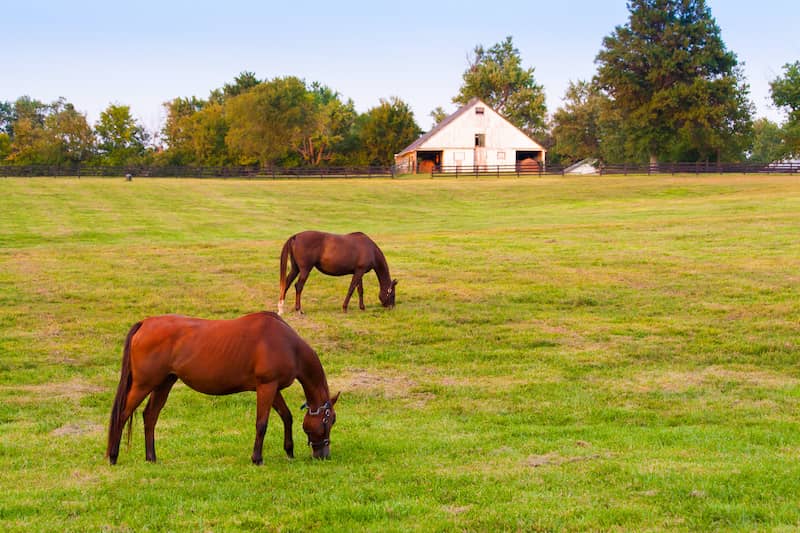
[564,158,599,175]
[394,98,546,174]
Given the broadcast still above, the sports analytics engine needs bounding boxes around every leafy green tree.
[46,99,94,164]
[225,76,316,166]
[749,118,787,163]
[188,103,231,166]
[161,96,206,164]
[0,132,10,162]
[297,83,357,165]
[5,97,93,165]
[13,96,48,127]
[454,36,547,137]
[770,61,800,156]
[595,0,753,163]
[223,71,261,99]
[551,81,605,164]
[94,104,150,166]
[0,101,14,136]
[429,106,448,126]
[353,97,421,166]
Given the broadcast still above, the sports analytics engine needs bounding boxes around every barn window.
[475,107,484,115]
[474,134,485,147]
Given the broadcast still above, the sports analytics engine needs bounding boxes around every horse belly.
[171,346,257,395]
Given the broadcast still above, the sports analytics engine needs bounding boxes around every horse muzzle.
[311,445,330,459]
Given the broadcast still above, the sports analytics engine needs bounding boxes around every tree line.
[1,0,798,169]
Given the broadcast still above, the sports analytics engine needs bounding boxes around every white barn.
[394,98,546,174]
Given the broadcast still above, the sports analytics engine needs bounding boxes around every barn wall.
[426,101,543,152]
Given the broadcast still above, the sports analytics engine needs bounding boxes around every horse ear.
[392,279,398,287]
[300,401,308,411]
[330,391,341,406]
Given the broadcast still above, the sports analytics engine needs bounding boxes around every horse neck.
[297,347,331,407]
[372,246,392,291]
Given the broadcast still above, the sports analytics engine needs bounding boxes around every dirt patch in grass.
[0,378,105,404]
[51,421,104,436]
[331,368,435,407]
[622,366,799,393]
[332,368,417,398]
[525,451,614,468]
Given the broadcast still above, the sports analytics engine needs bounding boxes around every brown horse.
[278,230,398,314]
[106,311,340,464]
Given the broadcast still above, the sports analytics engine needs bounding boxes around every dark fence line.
[0,164,394,179]
[3,161,799,179]
[430,161,800,177]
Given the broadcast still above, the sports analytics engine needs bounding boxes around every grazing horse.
[278,230,398,314]
[106,311,340,464]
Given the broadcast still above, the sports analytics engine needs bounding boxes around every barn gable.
[395,98,546,174]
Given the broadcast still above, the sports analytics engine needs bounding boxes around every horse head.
[379,279,398,308]
[301,391,340,459]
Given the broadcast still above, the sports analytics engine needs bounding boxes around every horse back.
[130,312,303,394]
[293,230,379,274]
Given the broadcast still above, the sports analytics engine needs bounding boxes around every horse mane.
[371,242,392,290]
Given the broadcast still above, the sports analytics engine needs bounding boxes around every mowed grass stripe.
[0,175,798,531]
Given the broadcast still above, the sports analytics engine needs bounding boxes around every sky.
[3,0,799,136]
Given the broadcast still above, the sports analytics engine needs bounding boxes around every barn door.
[474,133,486,170]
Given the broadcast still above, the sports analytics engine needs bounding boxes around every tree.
[223,71,261,99]
[95,104,150,166]
[225,76,316,166]
[595,0,753,163]
[297,83,357,165]
[550,81,605,164]
[0,101,14,136]
[770,61,800,156]
[46,99,94,164]
[161,96,206,164]
[429,106,448,126]
[0,132,9,162]
[352,97,421,166]
[453,36,547,137]
[5,97,93,165]
[749,118,787,163]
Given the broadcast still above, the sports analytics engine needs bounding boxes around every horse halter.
[301,400,333,448]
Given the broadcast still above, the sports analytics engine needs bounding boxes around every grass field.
[1,174,799,531]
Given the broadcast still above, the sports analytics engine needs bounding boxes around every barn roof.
[396,98,481,156]
[396,97,544,157]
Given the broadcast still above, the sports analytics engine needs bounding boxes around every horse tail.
[278,235,295,315]
[106,321,142,461]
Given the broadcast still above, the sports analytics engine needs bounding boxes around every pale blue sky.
[3,1,798,135]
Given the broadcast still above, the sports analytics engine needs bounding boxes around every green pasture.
[1,174,799,531]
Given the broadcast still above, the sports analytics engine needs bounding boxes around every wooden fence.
[2,162,799,179]
[0,164,394,179]
[429,161,800,177]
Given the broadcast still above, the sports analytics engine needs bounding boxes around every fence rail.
[430,162,800,177]
[2,162,799,179]
[0,164,394,179]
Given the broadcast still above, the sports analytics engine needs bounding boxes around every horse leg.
[357,278,365,310]
[108,382,153,464]
[271,390,294,459]
[279,262,300,315]
[142,374,178,463]
[343,270,365,312]
[251,381,279,465]
[294,268,312,314]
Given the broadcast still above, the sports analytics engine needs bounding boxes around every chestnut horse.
[106,311,340,464]
[278,230,397,314]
